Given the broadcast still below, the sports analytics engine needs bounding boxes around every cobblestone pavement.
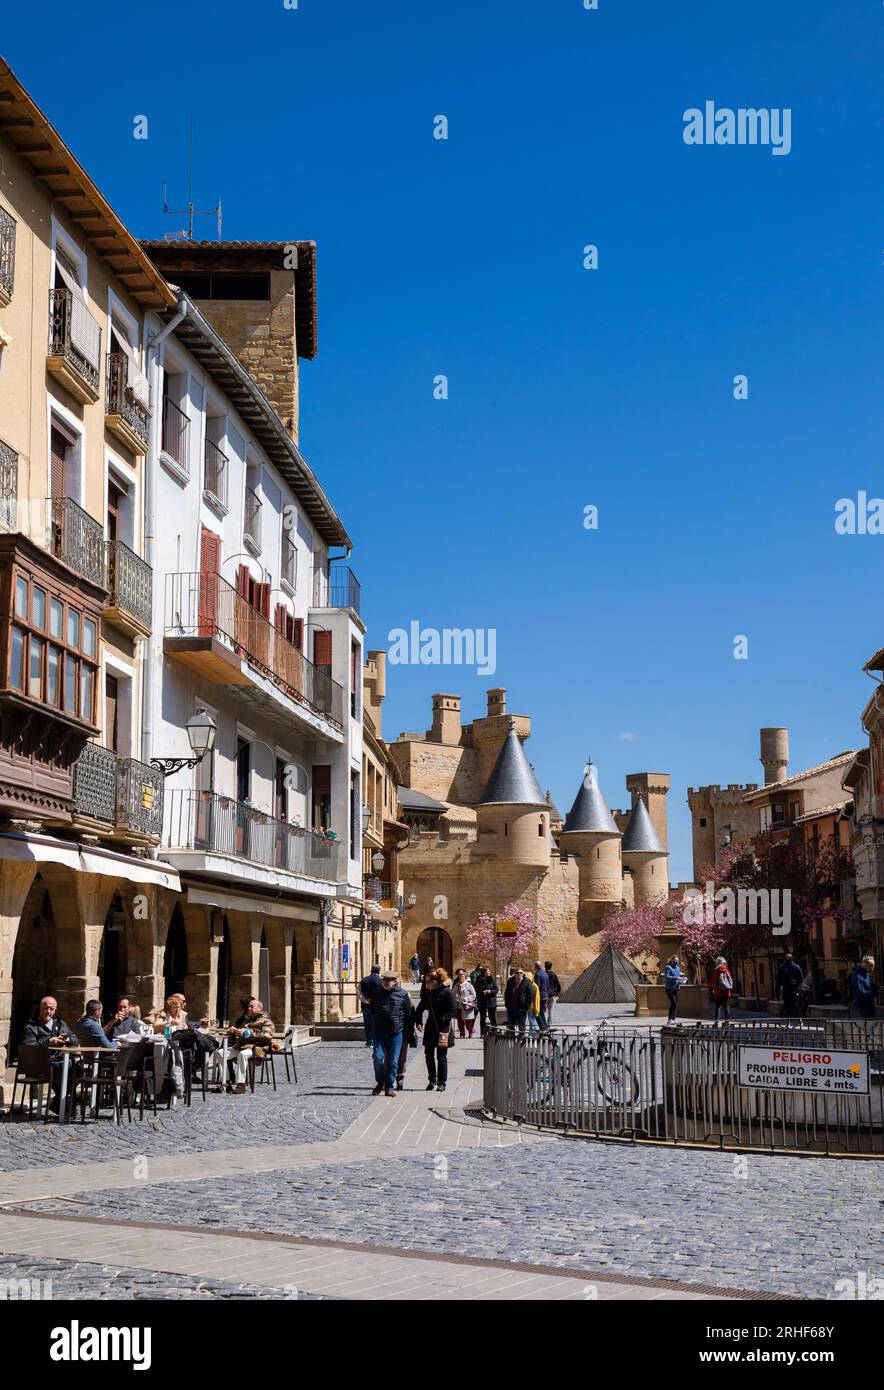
[1,1021,879,1300]
[0,1252,328,1299]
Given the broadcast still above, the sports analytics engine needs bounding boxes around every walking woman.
[452,968,477,1038]
[708,956,734,1023]
[415,968,454,1092]
[663,954,684,1024]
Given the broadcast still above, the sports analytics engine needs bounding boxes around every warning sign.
[738,1045,870,1095]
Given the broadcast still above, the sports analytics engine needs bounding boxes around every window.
[174,272,270,301]
[760,806,772,832]
[6,568,98,723]
[351,641,359,719]
[699,817,707,828]
[312,765,331,832]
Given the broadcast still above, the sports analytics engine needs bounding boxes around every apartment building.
[360,649,407,992]
[0,58,179,1068]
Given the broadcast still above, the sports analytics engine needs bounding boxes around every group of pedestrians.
[503,960,561,1034]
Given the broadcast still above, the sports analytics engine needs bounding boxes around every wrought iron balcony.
[0,206,15,304]
[364,875,394,906]
[49,496,105,587]
[105,538,152,636]
[0,439,18,533]
[164,570,345,729]
[74,742,163,840]
[165,788,341,881]
[47,288,101,403]
[105,352,149,454]
[313,562,361,616]
[204,437,228,508]
[282,530,296,588]
[244,486,261,549]
[161,396,189,473]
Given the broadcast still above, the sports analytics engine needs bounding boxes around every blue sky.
[5,0,884,880]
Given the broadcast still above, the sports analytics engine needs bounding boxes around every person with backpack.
[709,957,733,1022]
[776,952,804,1018]
[848,956,878,1019]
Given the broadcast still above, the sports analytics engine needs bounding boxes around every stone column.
[0,860,38,1071]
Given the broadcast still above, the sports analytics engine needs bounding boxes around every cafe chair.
[9,1044,55,1119]
[280,1026,299,1085]
[70,1049,136,1125]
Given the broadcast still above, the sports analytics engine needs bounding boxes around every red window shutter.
[236,564,249,597]
[260,582,271,619]
[293,618,304,651]
[200,526,220,576]
[312,765,331,795]
[274,602,286,633]
[314,630,332,668]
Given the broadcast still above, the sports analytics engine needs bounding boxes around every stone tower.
[760,727,789,785]
[621,795,668,905]
[624,772,670,853]
[475,720,550,867]
[559,759,623,933]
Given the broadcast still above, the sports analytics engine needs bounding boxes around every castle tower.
[760,727,789,785]
[624,772,670,852]
[475,719,550,867]
[559,759,623,931]
[621,795,668,906]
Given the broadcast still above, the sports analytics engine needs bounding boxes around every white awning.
[111,323,150,408]
[0,833,181,891]
[185,884,319,922]
[54,259,101,370]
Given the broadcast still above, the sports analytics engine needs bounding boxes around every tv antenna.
[162,119,222,241]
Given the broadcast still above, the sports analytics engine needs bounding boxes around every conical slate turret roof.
[480,721,546,806]
[562,760,620,834]
[621,795,664,854]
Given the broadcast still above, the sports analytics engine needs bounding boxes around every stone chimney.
[487,688,506,718]
[363,649,387,735]
[760,727,789,785]
[430,694,461,745]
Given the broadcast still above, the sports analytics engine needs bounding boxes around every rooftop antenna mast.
[162,119,222,241]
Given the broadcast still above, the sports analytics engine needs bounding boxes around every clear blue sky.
[5,1,884,880]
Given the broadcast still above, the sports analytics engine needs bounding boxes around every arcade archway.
[416,926,453,977]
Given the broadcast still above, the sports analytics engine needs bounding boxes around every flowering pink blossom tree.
[599,901,666,959]
[464,903,546,974]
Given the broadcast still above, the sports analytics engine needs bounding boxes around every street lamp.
[406,892,417,909]
[151,709,217,779]
[361,803,372,836]
[371,850,385,873]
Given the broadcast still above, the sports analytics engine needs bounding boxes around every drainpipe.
[140,297,188,765]
[319,898,332,1023]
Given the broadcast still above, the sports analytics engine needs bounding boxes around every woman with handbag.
[415,968,455,1092]
[452,968,477,1038]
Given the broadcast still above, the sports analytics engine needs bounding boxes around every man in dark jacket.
[848,956,878,1019]
[22,996,78,1114]
[776,953,804,1018]
[475,966,498,1035]
[359,964,382,1048]
[545,961,562,1024]
[370,970,412,1096]
[505,969,532,1036]
[534,960,551,1032]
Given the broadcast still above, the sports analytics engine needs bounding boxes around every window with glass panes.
[7,569,98,723]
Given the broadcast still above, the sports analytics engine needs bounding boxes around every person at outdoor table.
[21,996,78,1114]
[105,997,150,1041]
[227,998,274,1094]
[74,999,119,1050]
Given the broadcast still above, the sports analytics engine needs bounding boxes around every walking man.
[534,959,551,1032]
[370,970,412,1097]
[409,952,421,984]
[475,966,498,1034]
[776,952,804,1019]
[359,962,382,1048]
[544,960,561,1025]
[504,967,532,1036]
[848,956,878,1019]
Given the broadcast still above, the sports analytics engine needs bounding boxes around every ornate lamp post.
[150,709,217,779]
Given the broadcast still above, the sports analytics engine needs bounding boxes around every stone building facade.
[389,688,670,985]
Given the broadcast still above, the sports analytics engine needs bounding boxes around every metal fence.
[483,1020,884,1156]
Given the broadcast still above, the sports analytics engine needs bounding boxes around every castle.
[384,675,671,983]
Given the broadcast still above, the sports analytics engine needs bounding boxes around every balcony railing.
[49,496,105,586]
[48,288,101,396]
[106,538,152,631]
[165,789,341,881]
[204,437,228,507]
[161,396,189,472]
[244,486,261,549]
[0,206,15,301]
[105,352,149,451]
[313,563,361,616]
[165,571,345,728]
[0,439,18,532]
[282,530,296,588]
[73,743,163,839]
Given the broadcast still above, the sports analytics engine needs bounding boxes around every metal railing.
[0,206,15,300]
[313,563,361,616]
[0,439,17,532]
[161,396,189,471]
[282,530,296,588]
[105,352,149,449]
[73,742,117,822]
[244,486,261,548]
[203,437,228,507]
[164,570,345,728]
[49,495,104,586]
[106,538,152,629]
[72,745,163,839]
[164,788,341,882]
[483,1020,884,1156]
[48,288,100,393]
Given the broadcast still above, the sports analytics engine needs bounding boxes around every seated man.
[21,996,78,1114]
[105,997,150,1041]
[74,1000,119,1051]
[226,998,274,1095]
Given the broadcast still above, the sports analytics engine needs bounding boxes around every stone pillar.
[0,860,38,1071]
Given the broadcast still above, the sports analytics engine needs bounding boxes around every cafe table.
[49,1045,116,1124]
